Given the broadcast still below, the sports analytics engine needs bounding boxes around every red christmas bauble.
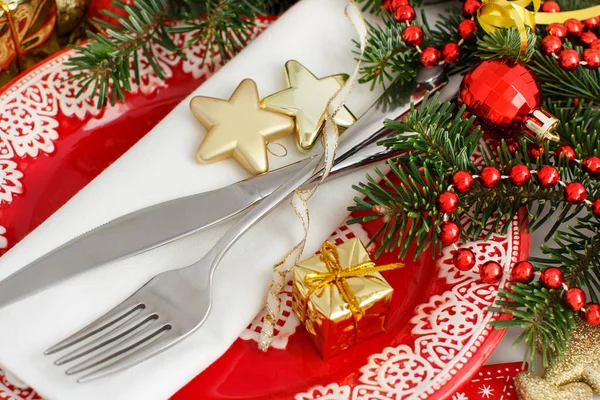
[541,1,560,12]
[402,26,424,47]
[546,23,567,39]
[584,49,600,69]
[458,20,478,40]
[438,221,460,245]
[510,164,531,186]
[527,145,545,159]
[395,5,416,22]
[462,0,482,17]
[383,0,409,12]
[541,35,563,55]
[420,47,441,68]
[555,145,576,161]
[585,17,600,30]
[593,198,600,217]
[592,39,600,50]
[564,19,584,37]
[512,261,535,284]
[437,191,459,213]
[581,32,598,47]
[582,303,600,326]
[563,287,586,311]
[480,261,503,284]
[452,171,474,193]
[537,165,560,187]
[565,182,587,204]
[583,156,600,176]
[453,248,476,271]
[442,42,461,64]
[559,49,581,71]
[540,267,564,289]
[480,166,502,188]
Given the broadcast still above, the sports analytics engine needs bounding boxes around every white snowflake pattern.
[452,393,469,400]
[0,160,23,204]
[478,384,494,399]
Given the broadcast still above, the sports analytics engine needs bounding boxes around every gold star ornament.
[190,79,295,175]
[260,60,356,152]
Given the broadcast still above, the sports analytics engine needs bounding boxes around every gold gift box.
[292,238,400,358]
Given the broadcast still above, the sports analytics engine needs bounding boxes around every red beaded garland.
[541,1,560,12]
[420,47,441,68]
[480,166,502,188]
[402,25,424,46]
[458,19,478,40]
[582,303,600,326]
[555,145,576,161]
[541,35,563,55]
[540,267,564,289]
[563,287,586,311]
[581,32,598,47]
[395,5,416,22]
[452,170,474,193]
[585,16,600,30]
[453,248,476,271]
[583,49,600,69]
[546,23,567,39]
[592,39,600,50]
[438,221,460,245]
[480,261,503,284]
[559,49,581,71]
[527,145,545,159]
[437,191,459,213]
[509,164,531,186]
[383,0,409,12]
[564,19,584,38]
[512,261,535,284]
[583,156,600,176]
[593,198,600,217]
[537,165,560,188]
[564,182,587,204]
[442,42,461,64]
[462,0,482,17]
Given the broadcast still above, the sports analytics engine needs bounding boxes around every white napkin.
[0,1,385,399]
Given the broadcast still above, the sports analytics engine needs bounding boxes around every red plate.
[0,16,528,400]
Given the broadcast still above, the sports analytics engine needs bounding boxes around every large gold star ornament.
[260,60,356,152]
[190,79,295,175]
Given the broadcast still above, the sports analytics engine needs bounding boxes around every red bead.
[480,261,503,284]
[437,191,459,213]
[559,49,581,71]
[541,1,560,12]
[564,19,584,37]
[458,19,478,40]
[583,156,600,176]
[555,145,576,161]
[420,47,441,68]
[402,25,424,47]
[581,303,600,326]
[383,0,409,12]
[509,164,531,186]
[527,145,545,159]
[563,287,586,311]
[511,261,535,284]
[546,23,567,39]
[453,248,476,271]
[581,32,598,48]
[540,267,564,289]
[480,166,502,188]
[452,170,474,193]
[583,49,600,69]
[462,0,481,17]
[541,35,563,55]
[593,198,600,217]
[395,5,416,22]
[537,165,560,187]
[592,39,600,50]
[442,42,461,64]
[584,17,600,30]
[565,182,587,204]
[438,221,460,245]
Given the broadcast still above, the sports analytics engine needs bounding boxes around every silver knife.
[0,67,450,308]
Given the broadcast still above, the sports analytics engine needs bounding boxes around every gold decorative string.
[0,1,23,72]
[258,0,368,352]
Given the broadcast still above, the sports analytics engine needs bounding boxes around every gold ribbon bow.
[302,241,403,327]
[0,1,23,71]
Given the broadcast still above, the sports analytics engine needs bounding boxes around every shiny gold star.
[260,60,356,152]
[190,79,295,175]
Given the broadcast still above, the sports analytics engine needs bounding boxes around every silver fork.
[45,67,448,382]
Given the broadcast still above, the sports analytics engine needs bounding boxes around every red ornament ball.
[402,25,424,47]
[540,267,564,289]
[541,1,560,12]
[480,261,503,284]
[527,145,545,159]
[480,166,502,188]
[510,164,531,186]
[581,32,598,47]
[592,39,600,50]
[555,145,576,161]
[582,303,600,326]
[383,0,409,12]
[462,0,482,17]
[559,49,581,71]
[420,47,441,68]
[583,156,600,176]
[563,287,586,311]
[512,261,535,284]
[583,49,600,69]
[437,191,459,213]
[452,170,474,193]
[453,248,476,271]
[585,16,600,30]
[537,165,560,187]
[565,182,587,204]
[546,23,567,39]
[395,5,416,22]
[458,19,478,40]
[541,35,563,55]
[442,42,461,64]
[564,19,584,37]
[438,221,460,245]
[592,198,600,218]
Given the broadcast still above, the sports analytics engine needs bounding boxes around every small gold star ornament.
[190,79,295,175]
[260,60,356,152]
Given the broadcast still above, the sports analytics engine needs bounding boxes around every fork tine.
[45,298,145,355]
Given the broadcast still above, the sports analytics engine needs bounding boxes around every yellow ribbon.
[301,241,403,327]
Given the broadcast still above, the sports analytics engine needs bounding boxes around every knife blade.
[0,67,450,308]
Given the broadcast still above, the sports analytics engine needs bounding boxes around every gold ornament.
[260,60,355,152]
[515,319,600,400]
[55,0,88,37]
[190,79,295,175]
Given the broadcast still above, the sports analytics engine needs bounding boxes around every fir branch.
[476,27,537,64]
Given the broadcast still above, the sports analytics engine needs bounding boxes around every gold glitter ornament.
[190,79,295,175]
[515,319,600,400]
[260,60,356,152]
